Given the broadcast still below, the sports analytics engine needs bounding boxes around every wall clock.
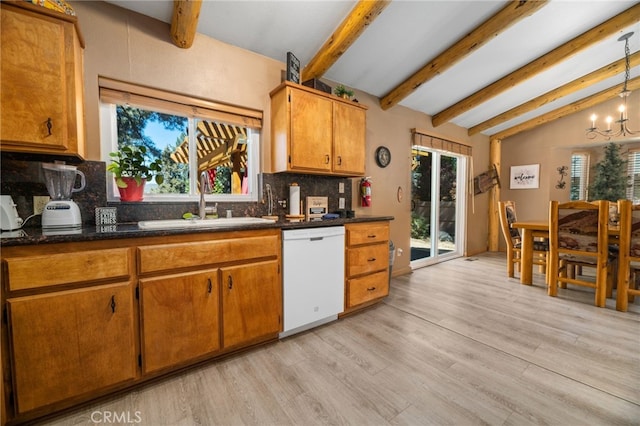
[375,146,391,168]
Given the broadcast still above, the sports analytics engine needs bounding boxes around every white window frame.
[626,149,640,204]
[98,80,262,203]
[570,152,590,201]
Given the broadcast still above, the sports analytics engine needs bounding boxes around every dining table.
[510,221,548,285]
[511,220,620,285]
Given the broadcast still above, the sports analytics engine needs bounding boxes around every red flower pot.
[117,177,146,202]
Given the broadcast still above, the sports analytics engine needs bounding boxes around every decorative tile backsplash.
[1,153,353,226]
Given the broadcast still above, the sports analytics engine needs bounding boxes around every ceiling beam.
[432,2,640,127]
[301,0,390,82]
[490,76,640,140]
[379,0,548,111]
[170,0,202,49]
[469,51,640,136]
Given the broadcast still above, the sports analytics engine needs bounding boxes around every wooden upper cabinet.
[0,2,85,159]
[333,102,366,175]
[290,88,333,173]
[270,82,367,176]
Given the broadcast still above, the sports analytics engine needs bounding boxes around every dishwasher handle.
[310,236,324,241]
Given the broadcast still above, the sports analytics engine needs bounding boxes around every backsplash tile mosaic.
[1,153,353,227]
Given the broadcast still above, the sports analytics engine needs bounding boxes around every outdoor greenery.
[588,142,627,202]
[115,105,187,193]
[412,152,457,202]
[411,213,430,239]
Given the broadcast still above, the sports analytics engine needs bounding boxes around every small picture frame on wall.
[286,51,300,84]
[510,164,540,189]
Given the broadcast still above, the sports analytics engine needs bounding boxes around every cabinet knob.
[367,257,376,262]
[367,234,377,238]
[46,118,53,136]
[325,154,330,164]
[366,287,376,292]
[337,156,342,165]
[110,295,116,313]
[207,278,213,294]
[227,275,233,289]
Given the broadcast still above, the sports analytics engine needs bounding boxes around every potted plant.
[334,84,354,100]
[107,145,163,202]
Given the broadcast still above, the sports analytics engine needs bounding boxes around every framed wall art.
[510,164,540,189]
[286,51,300,84]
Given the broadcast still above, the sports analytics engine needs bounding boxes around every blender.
[41,163,85,228]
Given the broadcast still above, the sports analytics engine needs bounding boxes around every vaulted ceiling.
[105,0,640,140]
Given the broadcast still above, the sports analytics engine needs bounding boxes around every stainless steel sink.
[138,217,276,230]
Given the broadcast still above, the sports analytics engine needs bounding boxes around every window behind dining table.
[570,152,589,201]
[626,149,640,204]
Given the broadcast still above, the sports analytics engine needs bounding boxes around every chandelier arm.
[585,31,637,141]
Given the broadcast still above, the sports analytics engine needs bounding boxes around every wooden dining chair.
[498,201,547,279]
[548,200,611,307]
[615,199,640,311]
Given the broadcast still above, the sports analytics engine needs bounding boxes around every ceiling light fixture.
[586,32,638,140]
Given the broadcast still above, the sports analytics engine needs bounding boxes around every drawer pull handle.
[367,287,376,291]
[207,278,213,294]
[110,295,116,313]
[46,117,52,136]
[337,156,342,165]
[325,154,330,164]
[367,257,376,262]
[367,234,377,238]
[227,275,233,290]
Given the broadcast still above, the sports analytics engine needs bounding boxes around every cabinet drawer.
[347,270,389,308]
[347,243,388,277]
[346,222,389,246]
[5,248,131,291]
[139,234,279,274]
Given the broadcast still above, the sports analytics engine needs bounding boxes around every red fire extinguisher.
[360,177,372,207]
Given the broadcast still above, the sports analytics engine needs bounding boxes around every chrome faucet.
[199,171,213,219]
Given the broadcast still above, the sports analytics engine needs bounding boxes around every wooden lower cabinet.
[6,282,137,414]
[221,260,281,348]
[140,269,220,374]
[1,228,282,424]
[344,221,390,313]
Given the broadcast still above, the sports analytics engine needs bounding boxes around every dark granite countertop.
[0,216,394,247]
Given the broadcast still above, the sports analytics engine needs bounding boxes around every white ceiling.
[105,0,640,137]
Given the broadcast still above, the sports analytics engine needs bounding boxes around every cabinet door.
[7,283,136,414]
[0,6,79,153]
[333,102,366,175]
[140,270,220,374]
[290,88,333,172]
[221,260,281,348]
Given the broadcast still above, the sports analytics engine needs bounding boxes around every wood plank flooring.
[41,252,640,425]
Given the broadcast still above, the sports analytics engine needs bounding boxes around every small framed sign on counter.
[286,51,300,84]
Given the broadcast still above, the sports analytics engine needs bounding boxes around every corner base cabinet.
[344,221,390,314]
[270,82,367,176]
[0,228,281,425]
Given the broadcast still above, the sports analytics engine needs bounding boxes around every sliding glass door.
[411,146,466,268]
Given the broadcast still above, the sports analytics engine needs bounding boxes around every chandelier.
[586,31,639,140]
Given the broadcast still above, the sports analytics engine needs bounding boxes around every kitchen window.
[99,78,263,202]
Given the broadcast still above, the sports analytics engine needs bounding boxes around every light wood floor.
[42,252,640,425]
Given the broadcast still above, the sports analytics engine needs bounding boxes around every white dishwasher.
[280,226,345,338]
